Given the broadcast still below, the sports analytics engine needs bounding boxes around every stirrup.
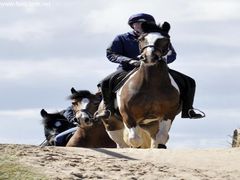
[188,108,206,119]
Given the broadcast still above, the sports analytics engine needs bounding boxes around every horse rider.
[96,13,205,120]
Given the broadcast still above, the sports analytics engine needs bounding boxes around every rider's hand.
[128,59,141,67]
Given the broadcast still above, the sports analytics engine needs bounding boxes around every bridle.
[139,33,170,60]
[140,45,155,53]
[75,99,100,126]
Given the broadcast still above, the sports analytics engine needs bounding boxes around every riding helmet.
[128,13,156,28]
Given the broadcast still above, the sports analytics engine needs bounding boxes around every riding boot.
[95,87,114,120]
[180,76,205,119]
[169,69,205,119]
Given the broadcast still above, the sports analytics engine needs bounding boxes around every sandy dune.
[1,144,240,179]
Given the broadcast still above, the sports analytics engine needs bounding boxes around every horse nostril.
[84,118,90,123]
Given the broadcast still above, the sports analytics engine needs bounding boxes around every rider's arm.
[62,106,76,124]
[106,35,132,65]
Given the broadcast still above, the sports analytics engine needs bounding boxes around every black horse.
[40,109,75,146]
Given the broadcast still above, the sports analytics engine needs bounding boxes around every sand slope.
[1,144,240,179]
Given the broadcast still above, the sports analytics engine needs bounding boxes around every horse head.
[138,22,170,64]
[40,109,71,145]
[69,87,101,127]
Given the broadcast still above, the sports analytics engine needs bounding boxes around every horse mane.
[68,90,93,100]
[141,22,170,38]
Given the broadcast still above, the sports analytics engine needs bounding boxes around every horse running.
[99,22,181,148]
[66,88,116,148]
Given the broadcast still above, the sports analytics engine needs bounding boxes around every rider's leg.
[98,79,114,119]
[96,72,118,119]
[169,69,205,119]
[96,69,129,119]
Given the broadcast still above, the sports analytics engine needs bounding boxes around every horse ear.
[40,109,48,117]
[71,87,77,94]
[161,21,170,34]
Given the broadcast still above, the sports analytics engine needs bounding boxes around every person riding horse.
[96,13,205,120]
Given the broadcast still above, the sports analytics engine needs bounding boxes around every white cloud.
[1,56,238,83]
[0,58,115,81]
[0,20,53,42]
[0,108,45,145]
[187,0,240,21]
[0,108,40,119]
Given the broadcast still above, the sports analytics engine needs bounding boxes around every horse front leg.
[121,114,143,148]
[141,121,160,148]
[155,119,172,149]
[107,129,129,148]
[102,116,129,148]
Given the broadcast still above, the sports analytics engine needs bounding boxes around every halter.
[139,46,168,63]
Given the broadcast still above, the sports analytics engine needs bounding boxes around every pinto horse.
[66,88,116,148]
[102,22,181,148]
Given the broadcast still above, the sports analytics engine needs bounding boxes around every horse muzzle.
[76,110,93,127]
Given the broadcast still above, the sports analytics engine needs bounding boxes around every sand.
[1,144,240,179]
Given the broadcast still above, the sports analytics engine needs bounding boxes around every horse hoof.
[158,144,167,149]
[129,137,143,148]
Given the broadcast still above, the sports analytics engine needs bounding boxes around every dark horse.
[98,22,181,148]
[40,109,75,146]
[66,88,116,148]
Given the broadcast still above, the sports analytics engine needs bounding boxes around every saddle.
[112,68,138,93]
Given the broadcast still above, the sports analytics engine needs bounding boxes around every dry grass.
[0,155,47,180]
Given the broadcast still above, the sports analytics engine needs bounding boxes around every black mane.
[141,22,170,38]
[68,90,93,100]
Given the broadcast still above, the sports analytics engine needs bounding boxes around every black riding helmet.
[128,13,156,28]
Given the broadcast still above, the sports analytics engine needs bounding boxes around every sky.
[0,0,240,149]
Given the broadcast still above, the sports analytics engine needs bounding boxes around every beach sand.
[1,144,240,179]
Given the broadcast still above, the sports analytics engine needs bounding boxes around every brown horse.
[99,23,181,148]
[66,88,116,148]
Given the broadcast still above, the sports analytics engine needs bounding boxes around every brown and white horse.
[103,23,181,148]
[66,88,116,148]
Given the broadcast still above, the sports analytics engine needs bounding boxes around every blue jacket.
[61,106,76,124]
[107,31,176,71]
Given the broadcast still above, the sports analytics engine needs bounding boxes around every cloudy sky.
[0,0,240,148]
